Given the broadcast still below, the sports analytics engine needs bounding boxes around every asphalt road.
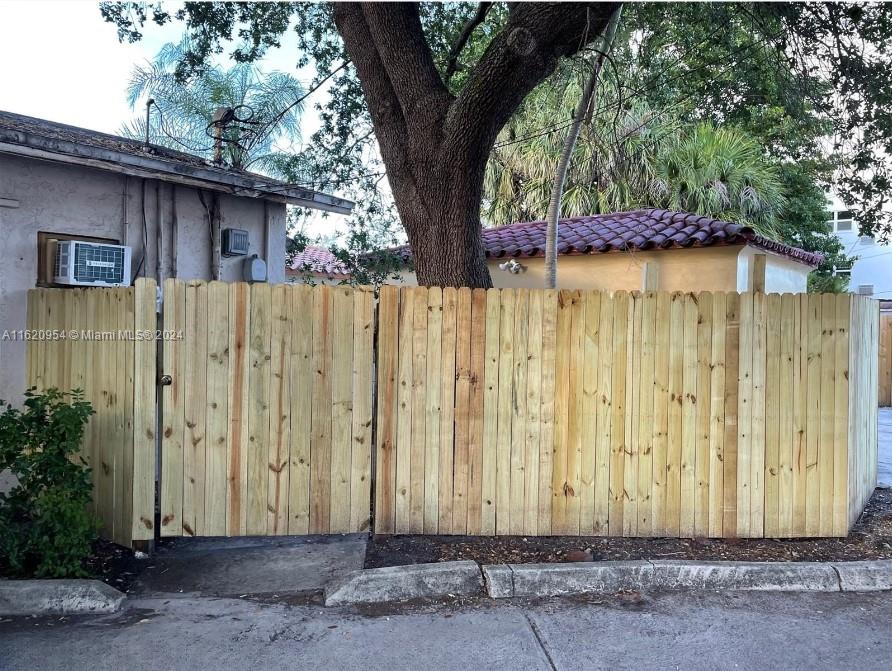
[1,590,890,670]
[1,411,889,670]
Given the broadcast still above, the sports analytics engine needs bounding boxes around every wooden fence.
[158,280,374,537]
[374,287,878,538]
[879,313,892,407]
[851,298,879,519]
[25,280,157,547]
[25,282,878,544]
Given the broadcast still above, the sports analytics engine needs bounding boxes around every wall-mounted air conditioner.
[54,240,132,287]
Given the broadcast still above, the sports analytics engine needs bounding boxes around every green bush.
[0,388,97,577]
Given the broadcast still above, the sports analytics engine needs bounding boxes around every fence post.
[750,254,767,293]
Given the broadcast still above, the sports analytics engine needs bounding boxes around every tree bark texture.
[333,2,620,287]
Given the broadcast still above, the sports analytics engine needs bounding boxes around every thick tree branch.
[444,2,621,164]
[360,3,452,130]
[334,7,407,160]
[331,4,413,191]
[444,2,493,82]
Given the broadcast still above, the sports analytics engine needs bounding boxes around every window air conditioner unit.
[54,240,132,287]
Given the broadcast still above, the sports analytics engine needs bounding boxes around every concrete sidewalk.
[130,534,368,597]
[1,590,890,670]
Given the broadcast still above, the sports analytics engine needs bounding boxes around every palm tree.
[485,76,785,236]
[655,123,784,236]
[121,40,305,171]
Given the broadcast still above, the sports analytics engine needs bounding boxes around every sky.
[0,0,348,239]
[0,0,309,134]
[1,1,179,134]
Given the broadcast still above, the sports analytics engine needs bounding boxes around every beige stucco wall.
[392,244,812,292]
[0,152,287,403]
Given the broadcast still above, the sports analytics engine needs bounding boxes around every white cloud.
[0,1,183,133]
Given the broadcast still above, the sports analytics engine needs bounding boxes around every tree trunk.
[403,178,493,288]
[544,6,623,289]
[333,2,620,288]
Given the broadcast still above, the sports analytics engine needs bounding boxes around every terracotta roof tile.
[287,245,351,276]
[390,209,823,267]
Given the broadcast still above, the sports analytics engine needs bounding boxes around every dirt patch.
[84,538,147,593]
[0,537,147,591]
[365,488,892,568]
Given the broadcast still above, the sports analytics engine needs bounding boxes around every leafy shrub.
[0,388,97,577]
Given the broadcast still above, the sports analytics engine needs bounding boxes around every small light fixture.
[498,259,525,274]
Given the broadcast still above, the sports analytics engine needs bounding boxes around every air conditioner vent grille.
[53,240,131,287]
[73,243,126,283]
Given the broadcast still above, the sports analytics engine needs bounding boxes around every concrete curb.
[833,560,892,592]
[324,561,483,606]
[484,561,654,598]
[651,561,840,592]
[0,579,125,616]
[322,558,892,606]
[483,560,892,598]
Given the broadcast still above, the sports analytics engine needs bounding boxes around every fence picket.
[764,293,781,537]
[423,287,443,534]
[410,287,429,533]
[228,283,251,536]
[438,288,458,533]
[288,285,312,535]
[481,289,501,535]
[374,286,399,534]
[496,289,516,535]
[26,283,878,543]
[309,285,332,533]
[593,291,613,535]
[329,287,355,533]
[510,289,531,534]
[695,292,713,537]
[580,290,600,535]
[183,281,208,537]
[452,288,473,534]
[467,288,488,534]
[538,291,558,535]
[624,292,640,537]
[805,294,822,536]
[205,281,230,536]
[161,280,185,535]
[351,287,374,533]
[608,291,630,536]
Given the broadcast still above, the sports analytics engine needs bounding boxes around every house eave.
[0,128,354,215]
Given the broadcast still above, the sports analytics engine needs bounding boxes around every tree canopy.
[100,2,892,286]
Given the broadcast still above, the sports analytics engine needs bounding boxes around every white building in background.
[826,194,892,298]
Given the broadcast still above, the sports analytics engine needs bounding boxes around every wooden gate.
[374,287,878,539]
[25,280,157,547]
[158,280,374,537]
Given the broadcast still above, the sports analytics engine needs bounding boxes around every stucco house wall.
[393,244,812,293]
[0,152,286,402]
[736,245,810,293]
